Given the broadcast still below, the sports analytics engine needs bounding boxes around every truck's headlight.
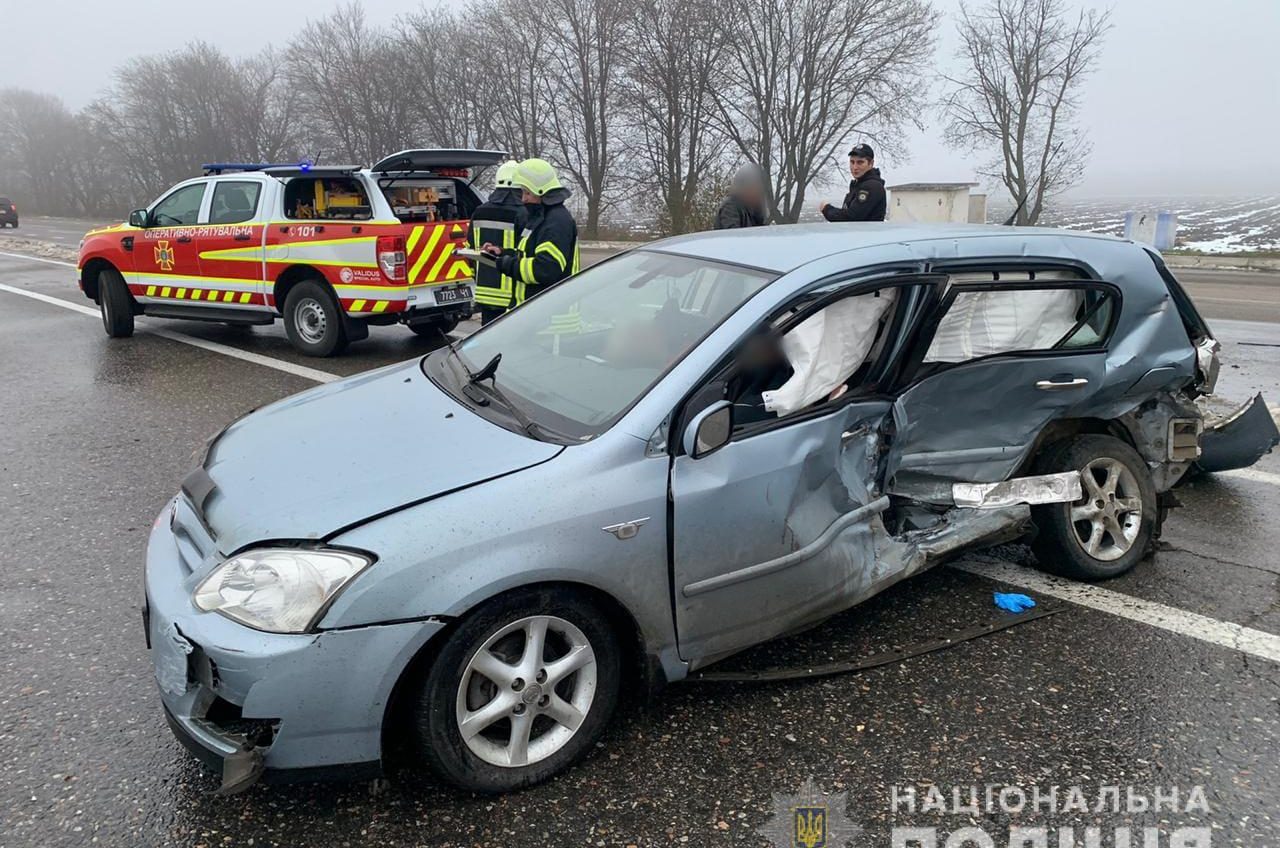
[193,548,372,633]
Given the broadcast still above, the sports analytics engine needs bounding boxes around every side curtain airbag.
[763,291,895,417]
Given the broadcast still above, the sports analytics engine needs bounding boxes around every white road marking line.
[0,279,339,384]
[1218,467,1280,487]
[0,281,99,316]
[0,250,76,267]
[954,558,1280,665]
[1192,296,1280,307]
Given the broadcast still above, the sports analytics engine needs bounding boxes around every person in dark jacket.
[482,158,579,305]
[821,143,886,222]
[469,160,528,324]
[714,163,768,229]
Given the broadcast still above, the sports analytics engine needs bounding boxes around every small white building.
[887,182,987,224]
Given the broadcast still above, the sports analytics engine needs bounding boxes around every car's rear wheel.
[414,587,620,792]
[408,316,460,337]
[98,268,134,338]
[283,280,347,357]
[1031,434,1156,580]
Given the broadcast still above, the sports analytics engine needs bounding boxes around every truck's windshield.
[449,251,774,440]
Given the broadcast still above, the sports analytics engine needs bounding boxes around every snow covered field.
[989,195,1280,253]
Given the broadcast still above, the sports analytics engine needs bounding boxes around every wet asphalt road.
[1,252,1279,847]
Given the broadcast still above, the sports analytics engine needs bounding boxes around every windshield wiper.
[461,352,543,438]
[468,353,502,384]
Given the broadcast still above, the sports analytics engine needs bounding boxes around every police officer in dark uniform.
[482,158,579,305]
[821,143,887,222]
[469,160,527,325]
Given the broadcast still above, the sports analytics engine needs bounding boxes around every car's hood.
[199,359,561,553]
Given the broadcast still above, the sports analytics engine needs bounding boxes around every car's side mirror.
[128,209,148,228]
[682,400,732,459]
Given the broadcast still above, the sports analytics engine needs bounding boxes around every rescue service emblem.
[153,240,175,271]
[339,267,354,283]
[857,190,869,203]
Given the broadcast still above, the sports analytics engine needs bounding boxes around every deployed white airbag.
[762,291,895,417]
[925,288,1083,362]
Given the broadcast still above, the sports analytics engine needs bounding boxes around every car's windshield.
[453,250,774,439]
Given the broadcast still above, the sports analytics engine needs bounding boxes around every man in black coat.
[714,163,768,229]
[821,143,886,222]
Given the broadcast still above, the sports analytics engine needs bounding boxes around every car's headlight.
[193,548,372,633]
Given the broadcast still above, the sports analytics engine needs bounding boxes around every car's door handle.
[176,236,192,244]
[1035,377,1089,390]
[233,233,252,241]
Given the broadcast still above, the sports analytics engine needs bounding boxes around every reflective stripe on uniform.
[535,241,567,271]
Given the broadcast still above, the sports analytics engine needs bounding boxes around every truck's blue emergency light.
[202,160,315,176]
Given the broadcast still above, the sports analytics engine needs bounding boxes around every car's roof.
[646,222,1130,273]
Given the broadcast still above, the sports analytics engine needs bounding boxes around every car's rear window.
[0,198,11,205]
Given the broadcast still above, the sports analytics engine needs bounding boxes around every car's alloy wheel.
[456,615,598,768]
[1069,457,1143,561]
[415,588,620,792]
[1031,434,1157,580]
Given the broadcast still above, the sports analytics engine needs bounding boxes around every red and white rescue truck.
[77,149,507,356]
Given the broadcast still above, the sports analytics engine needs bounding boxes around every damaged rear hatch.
[1147,251,1280,471]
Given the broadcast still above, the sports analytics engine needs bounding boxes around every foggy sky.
[7,0,1279,198]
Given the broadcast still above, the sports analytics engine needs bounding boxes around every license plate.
[433,285,472,306]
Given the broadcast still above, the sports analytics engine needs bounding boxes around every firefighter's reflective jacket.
[495,187,579,304]
[468,187,527,309]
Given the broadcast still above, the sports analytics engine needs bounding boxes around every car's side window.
[150,183,207,227]
[208,181,262,225]
[923,283,1116,365]
[727,283,913,430]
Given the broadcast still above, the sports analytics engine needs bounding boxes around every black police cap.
[848,143,875,160]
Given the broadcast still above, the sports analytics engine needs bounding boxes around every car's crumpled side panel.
[882,236,1202,493]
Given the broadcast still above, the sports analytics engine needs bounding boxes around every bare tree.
[942,0,1109,225]
[620,0,731,234]
[536,0,630,238]
[89,42,300,201]
[284,3,417,164]
[471,0,554,159]
[0,89,77,215]
[398,7,493,149]
[714,0,937,222]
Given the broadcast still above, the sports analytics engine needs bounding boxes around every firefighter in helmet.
[481,158,579,305]
[469,160,527,325]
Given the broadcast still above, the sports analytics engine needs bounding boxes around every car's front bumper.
[144,500,447,790]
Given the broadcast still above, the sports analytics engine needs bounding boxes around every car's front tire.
[414,587,621,793]
[98,267,134,338]
[283,280,347,357]
[1031,434,1157,580]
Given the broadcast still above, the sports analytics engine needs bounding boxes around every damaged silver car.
[145,223,1278,794]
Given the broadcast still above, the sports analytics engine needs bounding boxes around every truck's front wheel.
[98,268,134,338]
[283,280,347,357]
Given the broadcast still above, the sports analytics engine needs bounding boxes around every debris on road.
[993,592,1037,613]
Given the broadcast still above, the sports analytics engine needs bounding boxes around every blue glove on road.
[993,592,1037,613]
